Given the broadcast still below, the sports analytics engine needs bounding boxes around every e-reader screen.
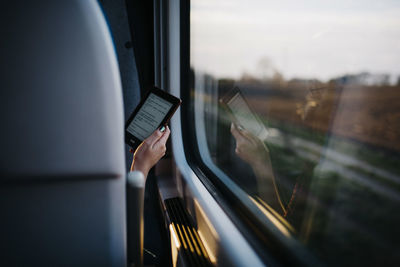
[222,88,269,140]
[126,93,173,140]
[227,92,264,137]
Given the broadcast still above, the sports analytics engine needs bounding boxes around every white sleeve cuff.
[127,170,145,188]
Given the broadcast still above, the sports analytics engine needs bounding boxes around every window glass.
[190,0,400,265]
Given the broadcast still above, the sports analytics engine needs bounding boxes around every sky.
[191,0,400,83]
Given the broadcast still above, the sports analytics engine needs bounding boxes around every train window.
[189,0,400,265]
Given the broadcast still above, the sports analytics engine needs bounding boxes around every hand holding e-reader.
[125,86,181,150]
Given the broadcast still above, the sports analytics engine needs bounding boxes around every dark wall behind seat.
[99,0,147,170]
[124,0,155,96]
[99,0,141,119]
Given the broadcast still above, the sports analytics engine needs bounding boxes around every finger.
[237,124,245,131]
[144,127,164,146]
[238,129,258,145]
[230,123,235,132]
[231,123,249,143]
[230,123,241,139]
[154,125,170,148]
[231,123,259,145]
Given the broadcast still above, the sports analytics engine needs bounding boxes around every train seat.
[0,1,133,266]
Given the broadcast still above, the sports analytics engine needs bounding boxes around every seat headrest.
[0,0,125,179]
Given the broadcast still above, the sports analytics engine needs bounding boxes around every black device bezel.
[125,86,181,150]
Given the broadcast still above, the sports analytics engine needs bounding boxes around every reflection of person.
[229,83,337,222]
[129,126,170,179]
[230,123,287,213]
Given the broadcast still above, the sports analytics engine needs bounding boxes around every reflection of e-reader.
[220,87,269,140]
[125,87,181,150]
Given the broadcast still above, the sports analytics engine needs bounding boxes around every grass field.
[239,81,400,152]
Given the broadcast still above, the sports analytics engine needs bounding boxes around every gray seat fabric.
[0,1,127,266]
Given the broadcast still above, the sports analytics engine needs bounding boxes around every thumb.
[144,127,164,146]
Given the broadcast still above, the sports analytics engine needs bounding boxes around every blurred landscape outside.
[191,0,400,266]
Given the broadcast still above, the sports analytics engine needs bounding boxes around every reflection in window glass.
[190,1,400,265]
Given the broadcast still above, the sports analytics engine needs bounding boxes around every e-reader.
[125,87,181,150]
[220,86,269,140]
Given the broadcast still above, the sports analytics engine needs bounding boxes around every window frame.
[156,1,266,265]
[178,0,314,266]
